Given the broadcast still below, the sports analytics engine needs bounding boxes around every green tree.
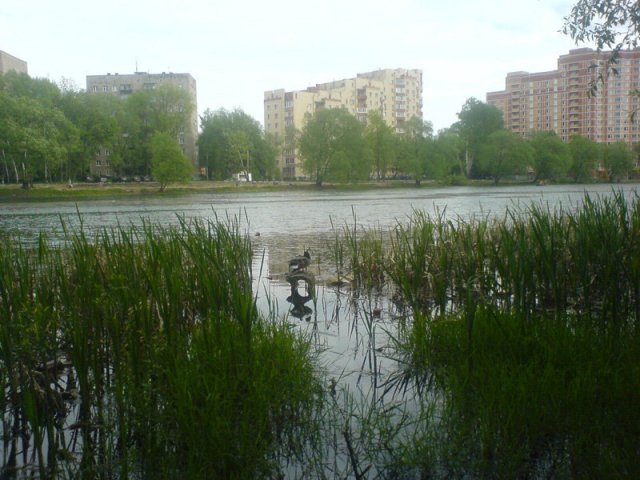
[476,129,533,184]
[454,98,504,176]
[529,131,571,182]
[398,116,433,186]
[198,108,276,180]
[150,132,193,191]
[365,110,396,180]
[568,135,600,182]
[432,129,465,181]
[0,73,77,185]
[603,141,635,181]
[297,108,368,186]
[125,84,193,176]
[60,90,124,179]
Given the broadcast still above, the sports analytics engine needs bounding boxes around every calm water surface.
[2,184,639,386]
[2,183,639,476]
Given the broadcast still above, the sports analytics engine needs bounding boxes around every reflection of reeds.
[0,217,319,478]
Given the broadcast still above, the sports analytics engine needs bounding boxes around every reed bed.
[0,217,320,479]
[380,191,640,477]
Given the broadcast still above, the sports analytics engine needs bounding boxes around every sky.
[2,0,590,132]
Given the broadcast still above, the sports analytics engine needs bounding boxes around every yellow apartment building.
[0,50,28,75]
[487,48,640,145]
[86,71,198,176]
[265,68,423,178]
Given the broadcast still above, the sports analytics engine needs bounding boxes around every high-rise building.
[265,68,423,178]
[0,50,28,75]
[86,72,198,175]
[487,48,640,145]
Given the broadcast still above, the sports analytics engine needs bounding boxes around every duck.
[288,249,311,272]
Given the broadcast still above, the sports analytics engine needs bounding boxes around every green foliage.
[603,140,635,180]
[380,193,640,476]
[123,84,193,176]
[0,72,78,184]
[563,1,640,96]
[365,110,396,180]
[198,108,276,180]
[568,134,600,182]
[476,129,533,183]
[454,97,504,176]
[297,108,369,186]
[397,116,434,185]
[0,218,320,478]
[150,132,193,191]
[529,130,571,181]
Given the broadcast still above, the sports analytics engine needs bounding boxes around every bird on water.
[289,250,311,272]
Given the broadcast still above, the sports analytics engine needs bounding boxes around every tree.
[431,129,465,181]
[198,108,276,180]
[365,110,396,180]
[454,98,504,176]
[398,116,433,186]
[603,141,634,181]
[125,84,193,176]
[529,131,571,182]
[297,108,368,186]
[476,129,533,184]
[60,90,124,179]
[150,132,193,191]
[0,73,77,185]
[568,135,600,182]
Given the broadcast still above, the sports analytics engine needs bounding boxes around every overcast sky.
[3,0,588,132]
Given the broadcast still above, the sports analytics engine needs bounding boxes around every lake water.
[2,183,638,388]
[2,183,639,477]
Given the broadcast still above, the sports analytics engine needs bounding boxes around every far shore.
[0,177,632,202]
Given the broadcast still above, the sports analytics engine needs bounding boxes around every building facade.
[0,50,28,75]
[265,68,423,178]
[86,72,198,175]
[487,48,640,145]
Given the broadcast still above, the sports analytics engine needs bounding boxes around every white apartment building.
[265,68,423,178]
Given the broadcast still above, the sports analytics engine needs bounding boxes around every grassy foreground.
[376,192,640,477]
[0,217,319,478]
[3,191,640,478]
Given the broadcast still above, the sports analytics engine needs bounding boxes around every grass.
[0,216,320,478]
[381,191,640,477]
[4,190,640,478]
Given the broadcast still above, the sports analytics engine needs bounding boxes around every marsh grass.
[0,216,320,478]
[381,191,640,477]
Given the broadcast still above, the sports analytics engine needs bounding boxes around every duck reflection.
[285,253,315,320]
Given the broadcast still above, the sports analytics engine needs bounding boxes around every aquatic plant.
[0,217,320,478]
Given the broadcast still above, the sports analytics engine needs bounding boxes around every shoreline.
[0,178,629,202]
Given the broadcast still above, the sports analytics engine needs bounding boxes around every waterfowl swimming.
[288,250,311,272]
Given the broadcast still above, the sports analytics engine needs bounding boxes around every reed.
[386,191,640,477]
[0,216,320,478]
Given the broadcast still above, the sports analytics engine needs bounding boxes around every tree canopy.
[529,131,571,181]
[454,98,504,176]
[568,135,600,182]
[297,108,369,186]
[476,129,533,184]
[198,108,276,180]
[150,131,193,191]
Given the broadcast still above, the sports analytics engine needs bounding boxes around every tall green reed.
[1,215,320,479]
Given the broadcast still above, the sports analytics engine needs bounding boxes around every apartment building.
[487,48,640,145]
[86,71,198,175]
[0,50,28,75]
[265,68,423,178]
